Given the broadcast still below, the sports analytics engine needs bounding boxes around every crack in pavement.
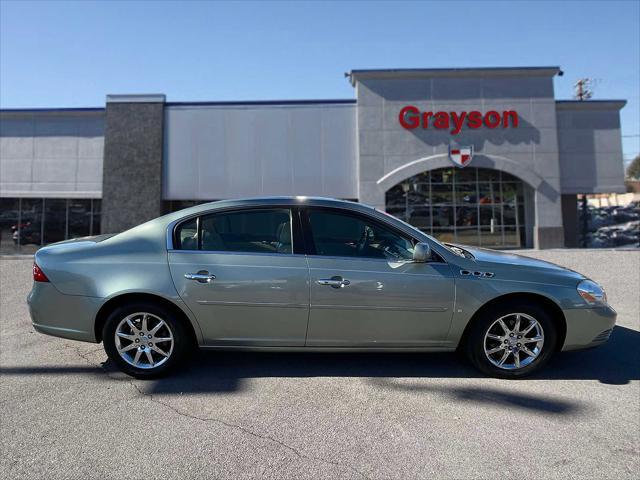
[71,345,371,480]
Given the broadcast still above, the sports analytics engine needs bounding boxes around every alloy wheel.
[483,312,544,370]
[114,312,174,369]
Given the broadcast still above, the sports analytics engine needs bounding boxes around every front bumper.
[562,304,617,351]
[28,282,103,343]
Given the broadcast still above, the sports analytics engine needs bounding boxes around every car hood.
[454,245,584,278]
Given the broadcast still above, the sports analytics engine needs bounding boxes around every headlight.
[577,279,607,305]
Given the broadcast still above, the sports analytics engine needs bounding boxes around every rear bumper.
[28,282,102,343]
[562,304,617,351]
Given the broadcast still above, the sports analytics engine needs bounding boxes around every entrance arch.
[385,166,532,248]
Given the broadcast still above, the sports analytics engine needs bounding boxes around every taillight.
[33,263,49,282]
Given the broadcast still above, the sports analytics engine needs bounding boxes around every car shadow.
[148,325,639,388]
[1,326,637,415]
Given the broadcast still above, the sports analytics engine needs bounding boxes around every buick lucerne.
[28,197,616,379]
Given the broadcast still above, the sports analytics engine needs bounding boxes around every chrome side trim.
[196,300,308,309]
[311,304,448,312]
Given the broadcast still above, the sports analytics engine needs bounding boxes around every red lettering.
[467,111,482,129]
[434,111,449,129]
[398,107,519,131]
[399,105,420,129]
[484,110,501,128]
[421,111,433,128]
[450,111,467,135]
[502,110,519,128]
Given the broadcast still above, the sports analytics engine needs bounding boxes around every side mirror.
[413,242,431,262]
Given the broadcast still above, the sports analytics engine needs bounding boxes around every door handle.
[317,276,351,289]
[184,271,216,284]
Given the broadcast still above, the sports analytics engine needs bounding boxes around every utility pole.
[574,78,594,101]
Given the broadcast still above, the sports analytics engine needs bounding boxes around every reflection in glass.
[456,227,479,245]
[430,168,454,183]
[69,199,92,238]
[92,200,101,235]
[432,206,454,227]
[456,206,478,227]
[0,198,20,254]
[44,199,67,244]
[19,199,43,248]
[480,227,504,247]
[431,184,453,205]
[385,167,526,248]
[0,197,102,252]
[454,183,476,204]
[408,207,432,231]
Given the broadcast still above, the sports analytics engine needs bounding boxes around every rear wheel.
[102,302,190,379]
[464,302,557,379]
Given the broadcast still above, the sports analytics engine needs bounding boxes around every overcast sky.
[1,0,638,163]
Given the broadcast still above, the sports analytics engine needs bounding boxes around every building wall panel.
[0,112,104,198]
[163,103,358,200]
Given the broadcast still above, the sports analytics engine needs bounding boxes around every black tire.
[464,301,558,379]
[102,301,190,379]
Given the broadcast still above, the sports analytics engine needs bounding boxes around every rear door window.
[176,209,293,254]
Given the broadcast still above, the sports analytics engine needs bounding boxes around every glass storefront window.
[456,227,479,246]
[43,199,68,244]
[454,184,476,204]
[455,168,477,183]
[91,199,101,236]
[0,197,101,253]
[430,168,454,184]
[0,198,20,255]
[385,167,527,248]
[69,199,92,238]
[455,206,478,227]
[431,184,453,205]
[19,199,43,253]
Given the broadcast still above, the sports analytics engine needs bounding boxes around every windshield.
[374,207,473,258]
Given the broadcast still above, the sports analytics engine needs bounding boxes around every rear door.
[168,207,310,346]
[302,207,455,347]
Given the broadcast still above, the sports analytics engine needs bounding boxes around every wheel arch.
[94,292,199,346]
[457,292,567,351]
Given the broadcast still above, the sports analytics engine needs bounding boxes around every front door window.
[306,209,414,261]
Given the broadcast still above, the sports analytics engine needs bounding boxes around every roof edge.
[166,99,356,107]
[106,94,166,103]
[0,107,105,115]
[348,66,561,86]
[555,100,626,111]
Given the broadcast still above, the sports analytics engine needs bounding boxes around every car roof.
[169,196,376,218]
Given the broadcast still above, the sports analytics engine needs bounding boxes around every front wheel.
[102,302,190,379]
[464,303,558,379]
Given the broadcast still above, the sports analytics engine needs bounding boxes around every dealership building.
[0,66,627,252]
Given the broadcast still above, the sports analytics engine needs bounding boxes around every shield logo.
[449,145,474,168]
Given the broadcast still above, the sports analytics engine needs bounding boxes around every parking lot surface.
[1,250,639,479]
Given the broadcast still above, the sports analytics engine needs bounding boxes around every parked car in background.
[28,197,616,379]
[581,201,640,248]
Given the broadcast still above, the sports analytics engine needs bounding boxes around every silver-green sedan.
[28,197,616,379]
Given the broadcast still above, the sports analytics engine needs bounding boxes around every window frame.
[171,206,304,255]
[300,206,425,261]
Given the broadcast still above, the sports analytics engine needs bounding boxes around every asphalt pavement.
[1,250,638,479]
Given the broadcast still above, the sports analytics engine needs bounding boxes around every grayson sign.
[398,106,519,134]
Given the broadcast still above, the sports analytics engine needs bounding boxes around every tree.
[627,155,640,180]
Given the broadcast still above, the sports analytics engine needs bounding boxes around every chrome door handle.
[317,276,351,289]
[184,271,216,284]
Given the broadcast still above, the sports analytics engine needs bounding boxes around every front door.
[168,208,309,346]
[303,208,455,348]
